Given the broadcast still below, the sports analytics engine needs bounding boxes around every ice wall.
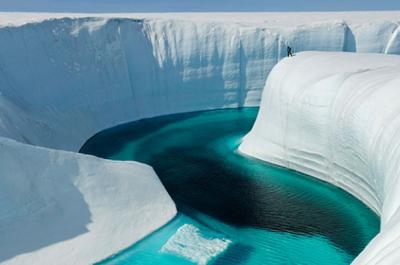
[240,52,400,264]
[0,14,398,151]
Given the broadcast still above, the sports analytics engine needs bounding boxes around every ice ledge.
[240,51,400,264]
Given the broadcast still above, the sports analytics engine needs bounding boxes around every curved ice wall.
[240,52,400,264]
[0,13,400,264]
[0,14,399,151]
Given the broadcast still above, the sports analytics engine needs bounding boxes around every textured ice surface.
[240,51,400,264]
[161,224,231,265]
[0,12,399,265]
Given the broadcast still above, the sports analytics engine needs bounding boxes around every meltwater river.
[81,108,379,265]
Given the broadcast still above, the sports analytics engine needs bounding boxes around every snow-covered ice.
[0,12,399,265]
[240,51,400,264]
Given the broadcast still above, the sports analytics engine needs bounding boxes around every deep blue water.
[80,108,379,265]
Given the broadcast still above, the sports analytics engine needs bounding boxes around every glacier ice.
[240,51,400,264]
[0,12,399,265]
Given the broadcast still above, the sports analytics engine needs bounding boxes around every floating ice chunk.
[161,224,231,265]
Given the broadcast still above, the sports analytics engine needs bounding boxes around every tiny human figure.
[287,46,293,57]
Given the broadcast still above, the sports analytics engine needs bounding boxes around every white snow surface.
[0,137,176,265]
[0,12,400,265]
[240,51,400,264]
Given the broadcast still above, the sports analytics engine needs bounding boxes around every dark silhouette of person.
[287,46,293,57]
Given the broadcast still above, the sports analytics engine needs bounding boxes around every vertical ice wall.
[0,17,398,151]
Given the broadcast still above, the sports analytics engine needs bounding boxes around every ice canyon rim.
[0,12,400,265]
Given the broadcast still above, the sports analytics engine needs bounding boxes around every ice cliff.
[0,12,400,264]
[240,52,400,264]
[0,12,399,151]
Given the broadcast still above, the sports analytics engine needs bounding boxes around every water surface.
[81,108,379,265]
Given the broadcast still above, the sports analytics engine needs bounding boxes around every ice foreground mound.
[0,137,176,265]
[240,52,400,264]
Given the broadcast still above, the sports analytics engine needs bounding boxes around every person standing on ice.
[287,46,293,57]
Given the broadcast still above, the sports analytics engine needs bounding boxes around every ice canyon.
[0,12,400,264]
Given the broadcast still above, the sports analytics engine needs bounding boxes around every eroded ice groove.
[240,51,400,264]
[161,224,231,265]
[0,13,399,151]
[0,137,176,265]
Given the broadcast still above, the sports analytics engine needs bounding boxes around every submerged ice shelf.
[160,224,231,265]
[0,11,400,265]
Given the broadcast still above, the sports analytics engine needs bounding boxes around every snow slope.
[0,12,400,265]
[240,51,400,264]
[0,137,176,265]
[0,12,399,151]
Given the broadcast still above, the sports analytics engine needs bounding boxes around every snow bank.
[240,52,400,264]
[0,13,399,151]
[0,137,176,265]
